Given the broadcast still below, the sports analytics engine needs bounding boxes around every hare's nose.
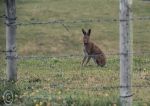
[84,39,88,43]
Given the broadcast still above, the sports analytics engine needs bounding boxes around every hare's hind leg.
[94,56,105,67]
[97,59,106,67]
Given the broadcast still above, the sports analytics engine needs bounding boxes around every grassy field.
[0,0,150,106]
[0,55,150,106]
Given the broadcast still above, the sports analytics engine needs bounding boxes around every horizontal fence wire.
[1,16,150,34]
[1,76,150,91]
[1,50,150,58]
[0,52,150,58]
[16,53,150,61]
[13,16,150,26]
[1,79,150,91]
[1,15,150,40]
[1,16,150,26]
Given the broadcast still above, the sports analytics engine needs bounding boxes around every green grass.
[0,55,150,105]
[0,0,150,105]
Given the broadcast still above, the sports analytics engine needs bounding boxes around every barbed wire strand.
[1,16,150,26]
[1,50,150,54]
[1,78,150,90]
[1,51,150,60]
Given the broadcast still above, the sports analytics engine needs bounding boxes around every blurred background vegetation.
[0,0,150,55]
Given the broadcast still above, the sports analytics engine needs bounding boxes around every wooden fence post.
[5,0,17,81]
[119,0,133,105]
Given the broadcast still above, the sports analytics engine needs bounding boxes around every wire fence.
[1,16,150,26]
[1,4,150,105]
[1,14,150,36]
[0,51,150,105]
[0,51,150,73]
[0,12,150,84]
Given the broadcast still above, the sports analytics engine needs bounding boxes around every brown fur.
[81,29,106,67]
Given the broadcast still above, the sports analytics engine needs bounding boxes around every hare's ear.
[82,29,86,35]
[88,29,91,36]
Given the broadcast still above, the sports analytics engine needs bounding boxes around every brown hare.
[81,29,106,67]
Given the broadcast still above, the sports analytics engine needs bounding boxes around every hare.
[81,29,106,67]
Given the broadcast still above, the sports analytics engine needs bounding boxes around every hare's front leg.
[81,56,87,66]
[81,49,88,66]
[85,56,91,65]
